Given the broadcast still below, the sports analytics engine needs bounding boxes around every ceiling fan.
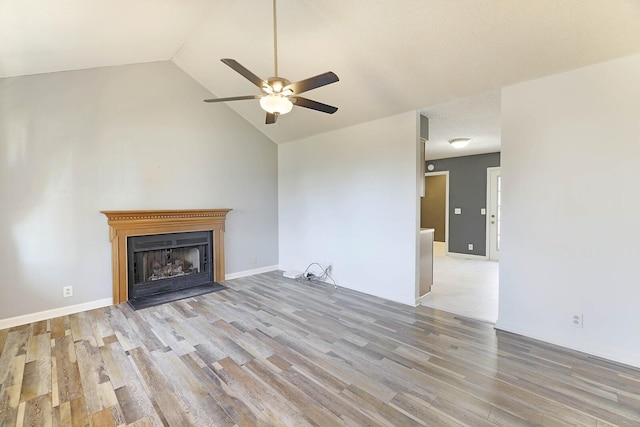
[203,0,339,124]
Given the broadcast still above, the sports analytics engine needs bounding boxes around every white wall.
[0,61,279,321]
[278,111,420,306]
[498,53,640,367]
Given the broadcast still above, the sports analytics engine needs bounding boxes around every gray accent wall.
[425,152,500,256]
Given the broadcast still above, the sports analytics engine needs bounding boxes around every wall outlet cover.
[572,313,584,328]
[454,208,462,214]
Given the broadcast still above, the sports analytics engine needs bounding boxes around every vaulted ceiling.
[3,0,640,144]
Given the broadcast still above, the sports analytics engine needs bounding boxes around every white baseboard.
[1,266,281,329]
[0,298,113,330]
[447,251,488,260]
[494,322,640,369]
[224,265,279,280]
[416,293,431,307]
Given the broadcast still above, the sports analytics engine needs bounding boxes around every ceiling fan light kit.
[449,138,471,149]
[203,0,339,124]
[260,94,293,114]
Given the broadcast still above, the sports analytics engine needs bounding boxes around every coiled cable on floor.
[297,262,337,288]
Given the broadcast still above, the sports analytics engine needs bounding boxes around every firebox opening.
[127,231,214,300]
[134,246,204,283]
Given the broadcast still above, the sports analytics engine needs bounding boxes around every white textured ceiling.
[0,0,212,77]
[422,90,501,160]
[3,0,640,145]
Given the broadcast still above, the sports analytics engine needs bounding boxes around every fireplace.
[127,231,213,299]
[101,209,231,304]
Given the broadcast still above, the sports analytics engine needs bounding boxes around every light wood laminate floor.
[1,272,639,426]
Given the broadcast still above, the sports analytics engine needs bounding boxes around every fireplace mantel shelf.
[102,209,231,304]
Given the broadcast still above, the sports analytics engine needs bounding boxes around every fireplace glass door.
[127,231,213,299]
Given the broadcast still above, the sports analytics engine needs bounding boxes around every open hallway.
[421,242,499,323]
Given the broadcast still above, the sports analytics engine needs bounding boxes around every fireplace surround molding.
[101,209,231,304]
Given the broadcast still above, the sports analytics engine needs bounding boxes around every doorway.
[421,171,449,248]
[487,167,501,261]
[419,167,499,323]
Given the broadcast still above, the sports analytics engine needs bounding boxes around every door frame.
[486,167,501,261]
[425,171,449,252]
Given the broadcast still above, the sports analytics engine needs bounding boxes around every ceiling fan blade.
[266,112,278,124]
[221,58,267,90]
[292,97,338,114]
[284,72,339,95]
[203,95,261,103]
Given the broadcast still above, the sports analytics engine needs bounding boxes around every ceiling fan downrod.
[272,0,279,78]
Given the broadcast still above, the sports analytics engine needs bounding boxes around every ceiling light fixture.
[259,93,293,115]
[449,138,471,149]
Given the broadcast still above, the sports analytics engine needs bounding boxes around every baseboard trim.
[494,322,640,369]
[225,265,279,280]
[0,298,113,330]
[447,252,488,260]
[416,293,431,307]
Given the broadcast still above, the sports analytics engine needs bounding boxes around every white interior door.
[487,168,501,261]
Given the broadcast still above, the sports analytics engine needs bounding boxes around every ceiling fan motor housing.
[264,77,292,95]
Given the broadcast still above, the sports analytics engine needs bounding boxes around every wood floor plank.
[22,393,53,427]
[49,317,68,340]
[22,332,52,403]
[57,400,71,426]
[2,353,27,411]
[389,392,463,426]
[0,327,29,387]
[0,328,8,354]
[244,356,344,426]
[0,386,19,426]
[52,335,83,405]
[279,365,382,426]
[88,308,114,344]
[180,353,267,427]
[128,346,196,426]
[89,407,116,427]
[69,396,89,427]
[113,386,147,425]
[19,360,39,402]
[74,339,117,416]
[1,271,640,426]
[340,383,420,426]
[430,396,499,427]
[151,349,235,426]
[101,341,165,426]
[214,355,314,426]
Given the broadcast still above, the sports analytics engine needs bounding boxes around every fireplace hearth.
[102,209,231,305]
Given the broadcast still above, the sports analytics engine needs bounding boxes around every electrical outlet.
[572,313,583,328]
[63,286,73,298]
[468,243,473,251]
[251,255,257,264]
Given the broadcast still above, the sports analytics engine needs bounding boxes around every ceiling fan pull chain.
[273,0,279,78]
